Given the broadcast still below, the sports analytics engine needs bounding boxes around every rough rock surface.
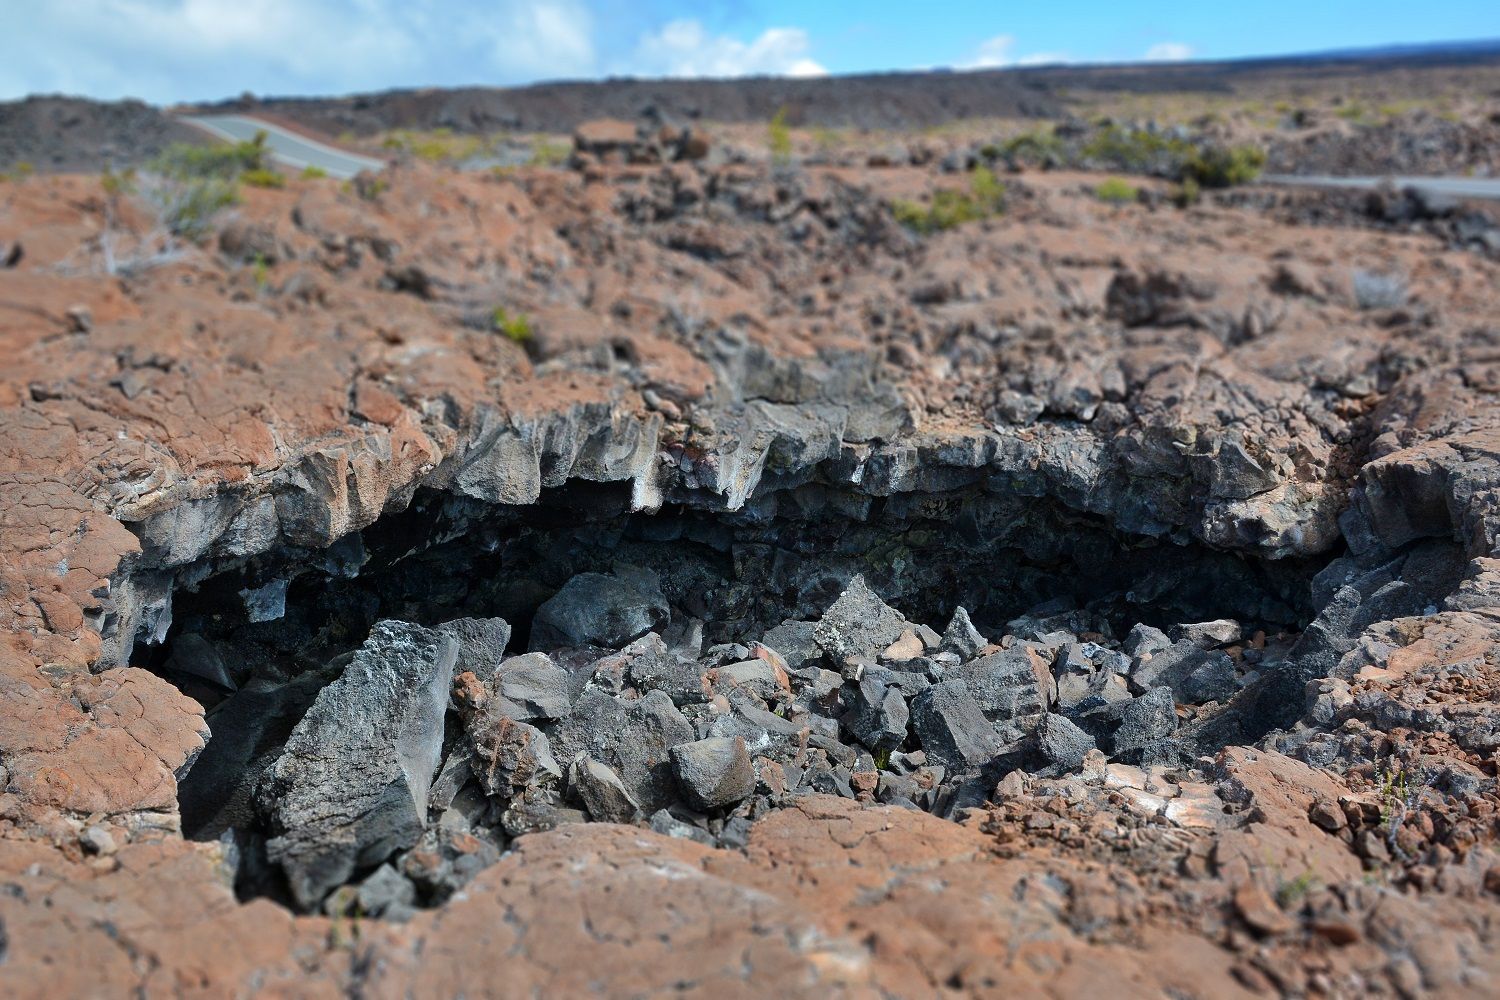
[258,621,456,909]
[3,110,1500,996]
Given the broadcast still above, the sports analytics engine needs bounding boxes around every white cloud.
[957,34,1067,70]
[475,1,596,80]
[1144,42,1194,62]
[629,19,826,78]
[958,34,1016,69]
[1016,52,1069,67]
[0,0,597,103]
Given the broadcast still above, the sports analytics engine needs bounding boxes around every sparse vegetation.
[529,139,570,167]
[342,173,390,201]
[101,167,137,199]
[1095,177,1139,204]
[144,174,240,240]
[1082,125,1193,172]
[252,253,272,291]
[300,165,329,180]
[768,106,793,165]
[133,132,279,240]
[892,167,1006,234]
[1376,763,1426,862]
[242,167,286,189]
[995,127,1065,168]
[1276,870,1320,909]
[152,131,270,181]
[491,307,533,343]
[1183,144,1266,187]
[382,127,493,164]
[1,161,36,182]
[1170,177,1202,208]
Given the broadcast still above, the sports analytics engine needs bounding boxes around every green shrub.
[491,307,533,342]
[242,167,285,189]
[891,167,1005,234]
[1,160,36,181]
[101,167,137,199]
[341,173,389,201]
[152,130,269,180]
[252,253,272,291]
[768,106,793,165]
[1081,125,1192,172]
[529,139,570,167]
[1171,177,1202,208]
[300,165,329,180]
[1095,177,1139,203]
[997,128,1064,167]
[1183,145,1266,187]
[149,175,240,240]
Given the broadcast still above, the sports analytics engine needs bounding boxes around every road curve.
[1262,173,1500,202]
[178,114,385,179]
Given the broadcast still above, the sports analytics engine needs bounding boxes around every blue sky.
[2,1,1496,104]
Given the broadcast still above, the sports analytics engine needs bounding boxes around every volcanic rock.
[670,736,755,810]
[529,571,670,650]
[258,621,457,910]
[813,575,909,662]
[911,680,1004,770]
[568,756,642,823]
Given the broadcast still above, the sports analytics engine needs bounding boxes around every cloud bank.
[0,2,825,102]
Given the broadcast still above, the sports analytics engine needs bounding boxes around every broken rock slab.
[490,652,572,720]
[1038,713,1097,771]
[670,736,755,811]
[547,689,696,813]
[911,680,1004,770]
[258,621,457,911]
[842,673,910,751]
[939,606,985,660]
[437,617,512,682]
[529,568,669,650]
[568,756,642,823]
[813,574,909,662]
[469,717,563,797]
[1131,642,1237,704]
[950,647,1048,735]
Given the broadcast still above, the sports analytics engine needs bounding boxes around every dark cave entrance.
[130,478,1350,913]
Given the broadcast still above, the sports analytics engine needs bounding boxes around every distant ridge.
[1294,37,1500,62]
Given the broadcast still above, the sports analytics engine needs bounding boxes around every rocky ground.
[0,96,207,174]
[1,112,1500,997]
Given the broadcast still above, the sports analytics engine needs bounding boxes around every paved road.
[1263,173,1500,202]
[179,114,384,179]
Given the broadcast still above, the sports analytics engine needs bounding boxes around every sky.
[1,1,1496,105]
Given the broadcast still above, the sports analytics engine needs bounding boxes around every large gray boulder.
[1131,642,1237,704]
[437,616,511,681]
[910,680,1003,770]
[813,575,909,662]
[670,737,755,810]
[530,569,669,650]
[547,689,695,813]
[259,621,456,911]
[490,652,572,720]
[950,647,1047,738]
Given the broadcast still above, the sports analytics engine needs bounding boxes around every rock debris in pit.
[230,572,1305,914]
